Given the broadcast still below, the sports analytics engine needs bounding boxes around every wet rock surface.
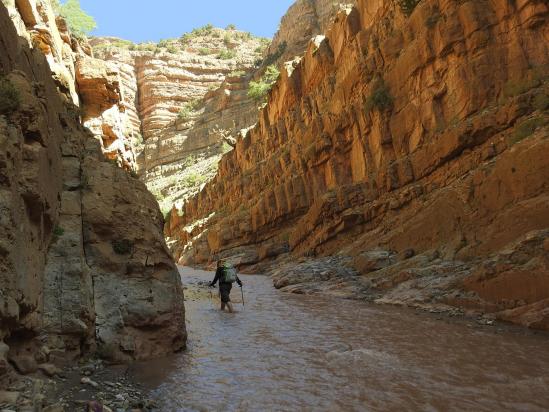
[271,255,369,298]
[267,230,549,327]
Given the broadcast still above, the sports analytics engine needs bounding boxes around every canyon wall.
[91,32,266,214]
[0,0,185,374]
[91,4,354,216]
[266,0,357,63]
[171,0,549,330]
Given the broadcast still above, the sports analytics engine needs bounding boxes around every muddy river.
[129,267,549,411]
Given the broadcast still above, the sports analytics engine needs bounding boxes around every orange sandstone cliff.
[170,0,549,330]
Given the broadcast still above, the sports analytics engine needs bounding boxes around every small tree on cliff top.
[52,0,97,36]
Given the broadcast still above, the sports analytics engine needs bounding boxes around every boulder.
[38,363,61,377]
[354,250,396,275]
[8,354,38,375]
[0,391,20,405]
[0,342,9,375]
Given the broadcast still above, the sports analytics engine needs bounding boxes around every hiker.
[209,259,243,313]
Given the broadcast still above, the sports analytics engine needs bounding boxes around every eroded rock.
[8,355,38,375]
[170,0,549,331]
[0,0,185,365]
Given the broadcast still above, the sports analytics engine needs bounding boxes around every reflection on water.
[130,267,549,412]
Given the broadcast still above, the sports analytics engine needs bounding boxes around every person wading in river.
[209,259,243,313]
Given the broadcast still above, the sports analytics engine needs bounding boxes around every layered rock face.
[77,54,139,171]
[1,0,139,172]
[265,0,357,63]
[172,0,549,329]
[91,32,267,212]
[88,1,356,217]
[0,0,185,370]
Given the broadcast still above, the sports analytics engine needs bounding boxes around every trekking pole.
[240,286,245,307]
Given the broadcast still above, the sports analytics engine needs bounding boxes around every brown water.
[130,267,549,411]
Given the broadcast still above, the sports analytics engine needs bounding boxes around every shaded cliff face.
[90,31,267,213]
[0,0,185,368]
[1,0,139,172]
[171,0,549,329]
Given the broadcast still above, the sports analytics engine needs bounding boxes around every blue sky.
[79,0,295,42]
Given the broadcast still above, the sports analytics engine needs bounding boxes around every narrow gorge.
[0,0,548,411]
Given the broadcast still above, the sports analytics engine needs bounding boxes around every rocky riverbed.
[0,357,154,411]
[124,267,549,411]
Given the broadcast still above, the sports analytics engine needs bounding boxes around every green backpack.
[222,264,237,283]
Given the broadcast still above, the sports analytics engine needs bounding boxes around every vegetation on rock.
[193,23,215,36]
[364,79,393,112]
[533,93,549,111]
[0,76,20,114]
[52,0,96,36]
[217,49,237,60]
[509,116,548,145]
[198,47,213,55]
[93,38,135,51]
[248,65,280,102]
[262,41,287,67]
[52,226,65,242]
[398,0,421,16]
[229,70,246,77]
[178,99,200,121]
[112,239,133,255]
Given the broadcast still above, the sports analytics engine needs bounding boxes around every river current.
[129,267,549,412]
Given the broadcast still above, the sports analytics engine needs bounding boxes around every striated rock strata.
[266,0,357,64]
[0,0,185,372]
[91,32,267,213]
[171,0,549,330]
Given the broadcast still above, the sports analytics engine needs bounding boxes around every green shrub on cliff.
[238,32,252,41]
[0,77,20,115]
[503,77,541,98]
[178,99,200,121]
[166,45,178,54]
[183,172,208,186]
[533,93,549,111]
[255,45,267,54]
[179,33,192,45]
[229,70,246,77]
[398,0,421,16]
[112,239,133,255]
[263,41,287,66]
[509,116,548,145]
[217,49,237,60]
[248,65,280,102]
[93,39,134,51]
[53,0,96,36]
[198,48,213,56]
[364,79,393,113]
[192,24,214,37]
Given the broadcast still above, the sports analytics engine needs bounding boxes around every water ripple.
[129,267,549,412]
